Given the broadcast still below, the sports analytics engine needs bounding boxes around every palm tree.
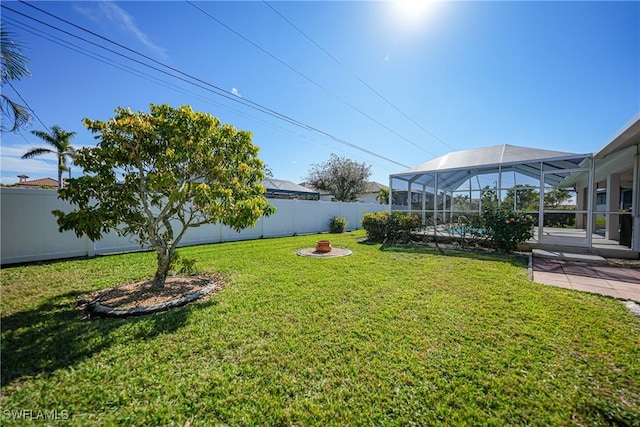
[376,187,390,205]
[22,125,76,189]
[1,28,31,132]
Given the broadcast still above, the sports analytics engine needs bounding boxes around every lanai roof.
[392,144,591,191]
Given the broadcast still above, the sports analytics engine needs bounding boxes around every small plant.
[481,208,534,252]
[170,252,199,275]
[329,216,347,233]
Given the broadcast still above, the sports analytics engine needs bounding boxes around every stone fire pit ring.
[296,246,353,258]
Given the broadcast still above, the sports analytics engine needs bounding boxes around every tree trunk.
[152,248,171,288]
[58,157,64,190]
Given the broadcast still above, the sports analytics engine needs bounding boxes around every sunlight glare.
[392,0,436,27]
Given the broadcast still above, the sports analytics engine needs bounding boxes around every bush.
[481,208,534,252]
[362,211,388,242]
[362,211,423,244]
[329,216,347,233]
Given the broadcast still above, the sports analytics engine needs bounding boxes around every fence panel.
[0,188,386,265]
[1,189,89,263]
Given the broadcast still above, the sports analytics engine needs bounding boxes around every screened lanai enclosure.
[389,144,597,248]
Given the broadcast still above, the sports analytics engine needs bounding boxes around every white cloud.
[1,155,57,185]
[0,145,76,184]
[75,1,167,60]
[231,87,242,97]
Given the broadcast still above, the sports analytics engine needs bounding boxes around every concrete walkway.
[532,257,640,303]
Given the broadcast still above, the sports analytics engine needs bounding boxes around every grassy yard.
[1,230,639,425]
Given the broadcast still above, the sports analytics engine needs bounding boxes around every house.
[14,175,59,189]
[356,182,388,204]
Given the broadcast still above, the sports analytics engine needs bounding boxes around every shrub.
[481,208,534,252]
[543,212,576,228]
[329,216,347,233]
[387,212,423,243]
[362,211,423,244]
[362,211,388,242]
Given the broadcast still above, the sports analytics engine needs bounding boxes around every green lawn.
[2,230,639,425]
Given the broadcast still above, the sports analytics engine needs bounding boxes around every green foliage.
[480,185,499,211]
[544,187,573,208]
[305,153,371,202]
[22,125,76,189]
[329,216,347,233]
[376,188,389,205]
[170,252,198,275]
[362,211,388,242]
[543,212,576,228]
[362,211,423,243]
[53,104,274,287]
[481,208,535,252]
[1,29,31,132]
[503,184,539,211]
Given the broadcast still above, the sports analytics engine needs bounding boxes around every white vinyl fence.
[0,188,386,265]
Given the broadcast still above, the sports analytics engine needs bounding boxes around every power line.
[4,17,289,134]
[6,81,49,132]
[262,0,455,152]
[6,1,409,168]
[3,17,396,174]
[185,0,434,156]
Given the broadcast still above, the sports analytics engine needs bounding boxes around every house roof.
[392,144,591,191]
[363,181,388,193]
[17,177,59,188]
[595,113,640,159]
[262,178,319,195]
[397,144,582,174]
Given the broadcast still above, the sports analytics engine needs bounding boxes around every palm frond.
[21,148,55,159]
[0,94,31,132]
[0,29,30,83]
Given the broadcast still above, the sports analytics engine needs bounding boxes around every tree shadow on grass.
[1,289,195,387]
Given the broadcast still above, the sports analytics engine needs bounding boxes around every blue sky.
[1,0,638,186]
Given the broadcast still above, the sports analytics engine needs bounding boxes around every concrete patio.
[531,254,640,303]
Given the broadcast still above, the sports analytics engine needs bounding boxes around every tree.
[1,29,31,132]
[262,163,274,179]
[305,154,371,202]
[480,185,498,211]
[544,187,573,209]
[22,125,76,189]
[452,194,470,211]
[503,184,539,211]
[53,104,274,288]
[376,187,389,205]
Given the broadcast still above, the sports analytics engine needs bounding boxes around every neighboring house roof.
[363,181,388,193]
[298,182,332,196]
[262,178,319,198]
[16,177,59,188]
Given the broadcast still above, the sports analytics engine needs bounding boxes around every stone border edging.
[296,247,353,258]
[88,281,218,318]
